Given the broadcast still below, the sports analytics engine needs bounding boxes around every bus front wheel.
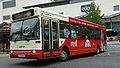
[59,48,69,61]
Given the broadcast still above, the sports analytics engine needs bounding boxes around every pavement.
[107,40,120,45]
[0,52,9,56]
[0,54,9,56]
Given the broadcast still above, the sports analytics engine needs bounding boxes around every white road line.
[109,51,120,53]
[95,52,111,57]
[98,54,102,56]
[107,53,111,56]
[101,53,106,56]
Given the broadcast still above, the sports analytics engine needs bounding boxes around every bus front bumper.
[10,52,42,59]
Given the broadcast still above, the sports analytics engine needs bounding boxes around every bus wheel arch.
[96,45,101,54]
[62,46,70,54]
[103,44,107,52]
[59,46,70,61]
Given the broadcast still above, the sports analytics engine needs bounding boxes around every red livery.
[10,7,107,61]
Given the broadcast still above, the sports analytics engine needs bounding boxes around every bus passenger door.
[42,18,51,57]
[42,18,59,58]
[51,20,59,56]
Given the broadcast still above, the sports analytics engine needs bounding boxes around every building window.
[113,5,119,11]
[3,15,10,20]
[3,0,16,9]
[81,4,90,12]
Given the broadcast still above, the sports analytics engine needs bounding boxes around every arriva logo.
[85,40,91,47]
[71,40,77,47]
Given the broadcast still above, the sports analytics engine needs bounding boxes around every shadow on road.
[69,52,96,60]
[14,58,60,67]
[14,53,97,67]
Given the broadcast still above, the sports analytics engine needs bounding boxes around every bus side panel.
[59,39,101,56]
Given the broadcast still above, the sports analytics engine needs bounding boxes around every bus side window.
[89,27,95,39]
[86,27,92,39]
[95,29,101,40]
[82,25,89,39]
[60,21,70,39]
[71,23,81,39]
[89,27,101,40]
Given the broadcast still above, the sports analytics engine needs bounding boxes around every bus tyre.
[103,45,106,52]
[59,48,69,61]
[96,46,100,54]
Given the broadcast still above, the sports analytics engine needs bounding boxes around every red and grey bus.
[10,7,107,61]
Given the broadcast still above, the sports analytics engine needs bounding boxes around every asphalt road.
[0,44,120,68]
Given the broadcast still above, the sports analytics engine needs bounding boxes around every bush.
[5,49,10,52]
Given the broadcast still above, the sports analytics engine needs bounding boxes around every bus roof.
[38,7,106,30]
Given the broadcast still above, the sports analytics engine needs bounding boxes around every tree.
[82,2,105,25]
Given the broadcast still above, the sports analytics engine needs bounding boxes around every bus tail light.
[35,41,41,43]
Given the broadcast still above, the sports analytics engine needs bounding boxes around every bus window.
[89,27,101,39]
[71,23,81,39]
[82,25,89,39]
[43,19,50,52]
[90,27,95,39]
[22,18,40,40]
[60,21,70,39]
[94,29,101,40]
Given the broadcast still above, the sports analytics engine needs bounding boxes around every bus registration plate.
[18,54,25,57]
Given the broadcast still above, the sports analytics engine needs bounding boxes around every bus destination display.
[12,9,34,20]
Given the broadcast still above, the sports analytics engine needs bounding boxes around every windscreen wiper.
[13,21,24,42]
[23,27,30,42]
[14,31,21,42]
[23,18,38,42]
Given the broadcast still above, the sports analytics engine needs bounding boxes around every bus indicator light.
[10,51,13,53]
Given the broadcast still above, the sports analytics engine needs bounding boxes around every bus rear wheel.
[103,45,107,52]
[96,46,100,54]
[59,48,69,61]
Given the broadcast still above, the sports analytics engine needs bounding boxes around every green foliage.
[82,2,105,26]
[5,49,10,52]
[0,45,10,52]
[0,45,3,51]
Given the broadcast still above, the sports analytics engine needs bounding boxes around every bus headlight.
[32,50,36,53]
[10,51,13,53]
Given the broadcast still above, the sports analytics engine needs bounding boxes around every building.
[0,0,120,40]
[0,0,120,22]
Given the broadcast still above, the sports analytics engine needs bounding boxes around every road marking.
[98,54,101,56]
[107,53,111,56]
[109,51,120,53]
[100,53,106,56]
[0,54,9,56]
[108,45,120,48]
[95,52,111,57]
